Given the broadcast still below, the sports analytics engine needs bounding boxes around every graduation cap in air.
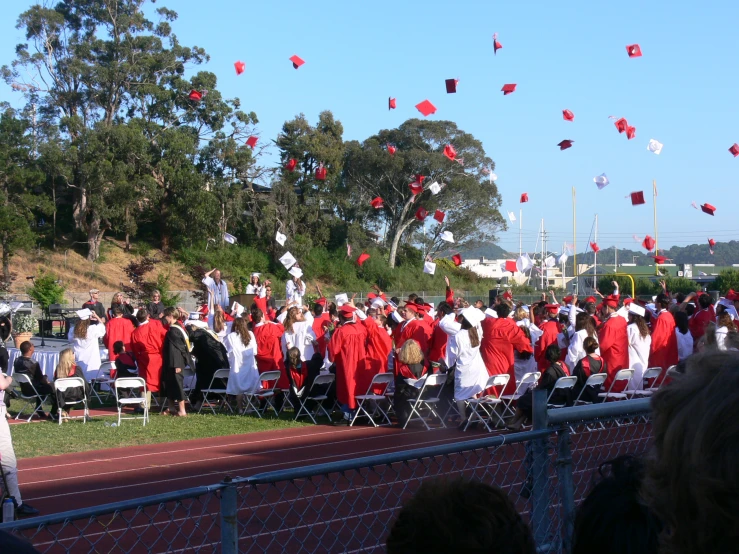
[652,255,668,264]
[275,231,287,246]
[493,33,502,54]
[505,260,517,273]
[730,143,739,157]
[429,181,442,195]
[452,254,462,267]
[289,55,305,69]
[234,61,245,75]
[558,140,574,150]
[626,126,636,140]
[246,136,258,148]
[409,182,424,195]
[648,139,663,155]
[285,158,297,172]
[701,203,716,216]
[590,242,600,253]
[501,84,517,95]
[626,44,642,58]
[279,252,297,269]
[423,260,437,275]
[370,197,384,209]
[357,252,370,267]
[387,144,397,155]
[440,231,454,243]
[443,144,457,161]
[709,238,716,254]
[594,174,609,190]
[520,193,529,203]
[630,191,646,205]
[445,79,459,93]
[388,97,396,110]
[188,90,203,102]
[614,118,628,133]
[433,210,445,223]
[562,109,575,122]
[315,164,327,181]
[415,207,428,221]
[415,100,437,117]
[642,235,656,251]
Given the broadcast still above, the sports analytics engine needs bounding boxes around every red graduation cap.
[626,126,636,140]
[188,90,203,102]
[246,136,258,148]
[414,174,425,185]
[730,143,739,157]
[409,182,423,195]
[443,144,457,161]
[558,140,574,150]
[501,84,517,95]
[370,197,384,209]
[415,207,428,221]
[585,296,597,304]
[445,79,459,94]
[615,118,628,133]
[452,253,462,267]
[493,33,502,55]
[387,144,397,156]
[626,44,642,58]
[630,191,646,205]
[433,210,445,223]
[505,260,517,273]
[562,109,575,122]
[415,100,437,117]
[315,164,327,181]
[709,238,716,254]
[563,295,573,305]
[652,255,668,264]
[339,304,357,316]
[289,55,305,69]
[590,242,600,253]
[234,61,245,75]
[544,303,560,315]
[603,295,619,308]
[520,193,529,203]
[388,97,396,110]
[642,235,656,251]
[701,203,716,216]
[285,158,297,172]
[502,291,513,301]
[357,252,370,267]
[316,297,327,307]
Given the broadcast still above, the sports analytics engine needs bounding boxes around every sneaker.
[16,503,40,517]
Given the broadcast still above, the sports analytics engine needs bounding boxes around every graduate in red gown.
[251,308,288,389]
[361,310,392,379]
[535,305,562,371]
[130,309,167,398]
[311,298,333,357]
[394,304,430,379]
[329,304,370,416]
[648,293,679,380]
[428,302,455,365]
[104,306,135,361]
[687,292,715,344]
[481,304,534,395]
[597,295,629,390]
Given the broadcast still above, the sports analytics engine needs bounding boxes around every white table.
[8,345,108,380]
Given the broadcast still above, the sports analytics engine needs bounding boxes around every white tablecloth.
[8,346,108,380]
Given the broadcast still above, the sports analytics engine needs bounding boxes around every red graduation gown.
[312,313,333,357]
[649,310,679,380]
[394,319,430,379]
[131,320,167,392]
[329,321,369,409]
[253,322,288,388]
[104,317,135,361]
[427,319,448,365]
[598,315,629,390]
[689,306,715,343]
[535,320,561,371]
[362,318,391,376]
[481,317,534,395]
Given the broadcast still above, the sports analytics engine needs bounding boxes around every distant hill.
[569,240,739,266]
[459,243,512,260]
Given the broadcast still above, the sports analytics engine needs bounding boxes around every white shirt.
[202,276,230,312]
[224,331,259,395]
[627,323,651,389]
[286,279,305,306]
[245,284,266,297]
[68,323,106,378]
[281,312,316,361]
[675,329,694,359]
[715,326,729,351]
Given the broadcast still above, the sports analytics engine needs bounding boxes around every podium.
[230,294,256,312]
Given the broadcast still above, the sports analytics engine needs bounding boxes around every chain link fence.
[1,397,652,553]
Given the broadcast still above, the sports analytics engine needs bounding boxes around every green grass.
[9,411,310,460]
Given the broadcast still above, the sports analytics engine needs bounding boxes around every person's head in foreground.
[644,350,739,554]
[386,478,535,554]
[572,455,661,554]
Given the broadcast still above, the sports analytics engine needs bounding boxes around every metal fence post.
[556,428,575,554]
[530,388,552,549]
[220,477,238,554]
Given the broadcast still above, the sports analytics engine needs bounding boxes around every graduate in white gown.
[626,304,651,389]
[68,310,107,379]
[224,318,259,405]
[280,306,317,362]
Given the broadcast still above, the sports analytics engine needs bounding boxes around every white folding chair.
[115,377,148,426]
[11,373,50,422]
[242,370,282,418]
[598,369,635,402]
[573,373,608,406]
[501,371,541,419]
[464,374,510,432]
[625,367,662,398]
[54,377,89,425]
[546,376,578,408]
[403,373,447,430]
[350,373,394,427]
[294,373,336,424]
[198,369,232,415]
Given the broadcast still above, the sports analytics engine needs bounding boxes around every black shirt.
[82,301,106,320]
[147,301,165,319]
[13,356,44,385]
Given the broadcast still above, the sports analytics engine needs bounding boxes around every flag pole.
[653,179,659,276]
[573,187,577,288]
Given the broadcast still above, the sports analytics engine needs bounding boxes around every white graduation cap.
[484,307,498,319]
[440,231,454,243]
[628,304,646,317]
[429,181,442,195]
[558,252,569,265]
[288,266,303,279]
[423,260,437,275]
[224,232,237,244]
[371,298,387,309]
[335,293,349,306]
[545,255,556,268]
[594,173,609,190]
[279,251,297,269]
[186,319,208,329]
[391,310,404,324]
[508,211,516,222]
[275,231,287,246]
[189,312,201,320]
[75,308,92,321]
[250,272,261,278]
[516,253,534,273]
[231,301,245,317]
[489,173,498,183]
[461,306,484,326]
[647,139,663,155]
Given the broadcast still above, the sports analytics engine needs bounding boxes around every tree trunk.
[72,182,87,233]
[388,219,414,269]
[124,206,130,252]
[86,213,107,261]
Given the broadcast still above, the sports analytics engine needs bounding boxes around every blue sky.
[1,0,738,255]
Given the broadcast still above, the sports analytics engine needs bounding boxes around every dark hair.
[675,293,686,304]
[20,341,33,355]
[286,346,301,369]
[390,297,400,306]
[698,293,713,309]
[645,351,739,554]
[545,343,561,363]
[631,313,650,339]
[585,302,597,316]
[674,310,690,334]
[656,293,671,309]
[252,308,264,323]
[232,317,251,345]
[407,293,418,302]
[685,303,695,317]
[386,478,535,554]
[312,303,324,316]
[573,456,661,554]
[136,309,148,323]
[113,340,125,355]
[495,303,511,319]
[436,301,453,317]
[583,336,599,355]
[575,312,596,337]
[112,306,123,316]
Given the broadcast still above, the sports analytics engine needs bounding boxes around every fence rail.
[1,397,653,553]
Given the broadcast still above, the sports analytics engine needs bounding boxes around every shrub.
[26,270,66,312]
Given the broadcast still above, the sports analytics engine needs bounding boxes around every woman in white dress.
[224,317,259,409]
[281,306,317,362]
[565,312,599,372]
[627,304,651,389]
[212,305,232,342]
[440,307,489,427]
[68,311,107,380]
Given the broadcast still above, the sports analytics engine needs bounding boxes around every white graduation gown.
[281,312,316,361]
[68,323,106,378]
[565,330,600,372]
[445,326,489,401]
[225,331,259,395]
[627,323,651,389]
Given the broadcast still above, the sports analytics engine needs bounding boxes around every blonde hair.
[213,306,225,334]
[399,339,424,365]
[514,307,528,321]
[56,348,76,379]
